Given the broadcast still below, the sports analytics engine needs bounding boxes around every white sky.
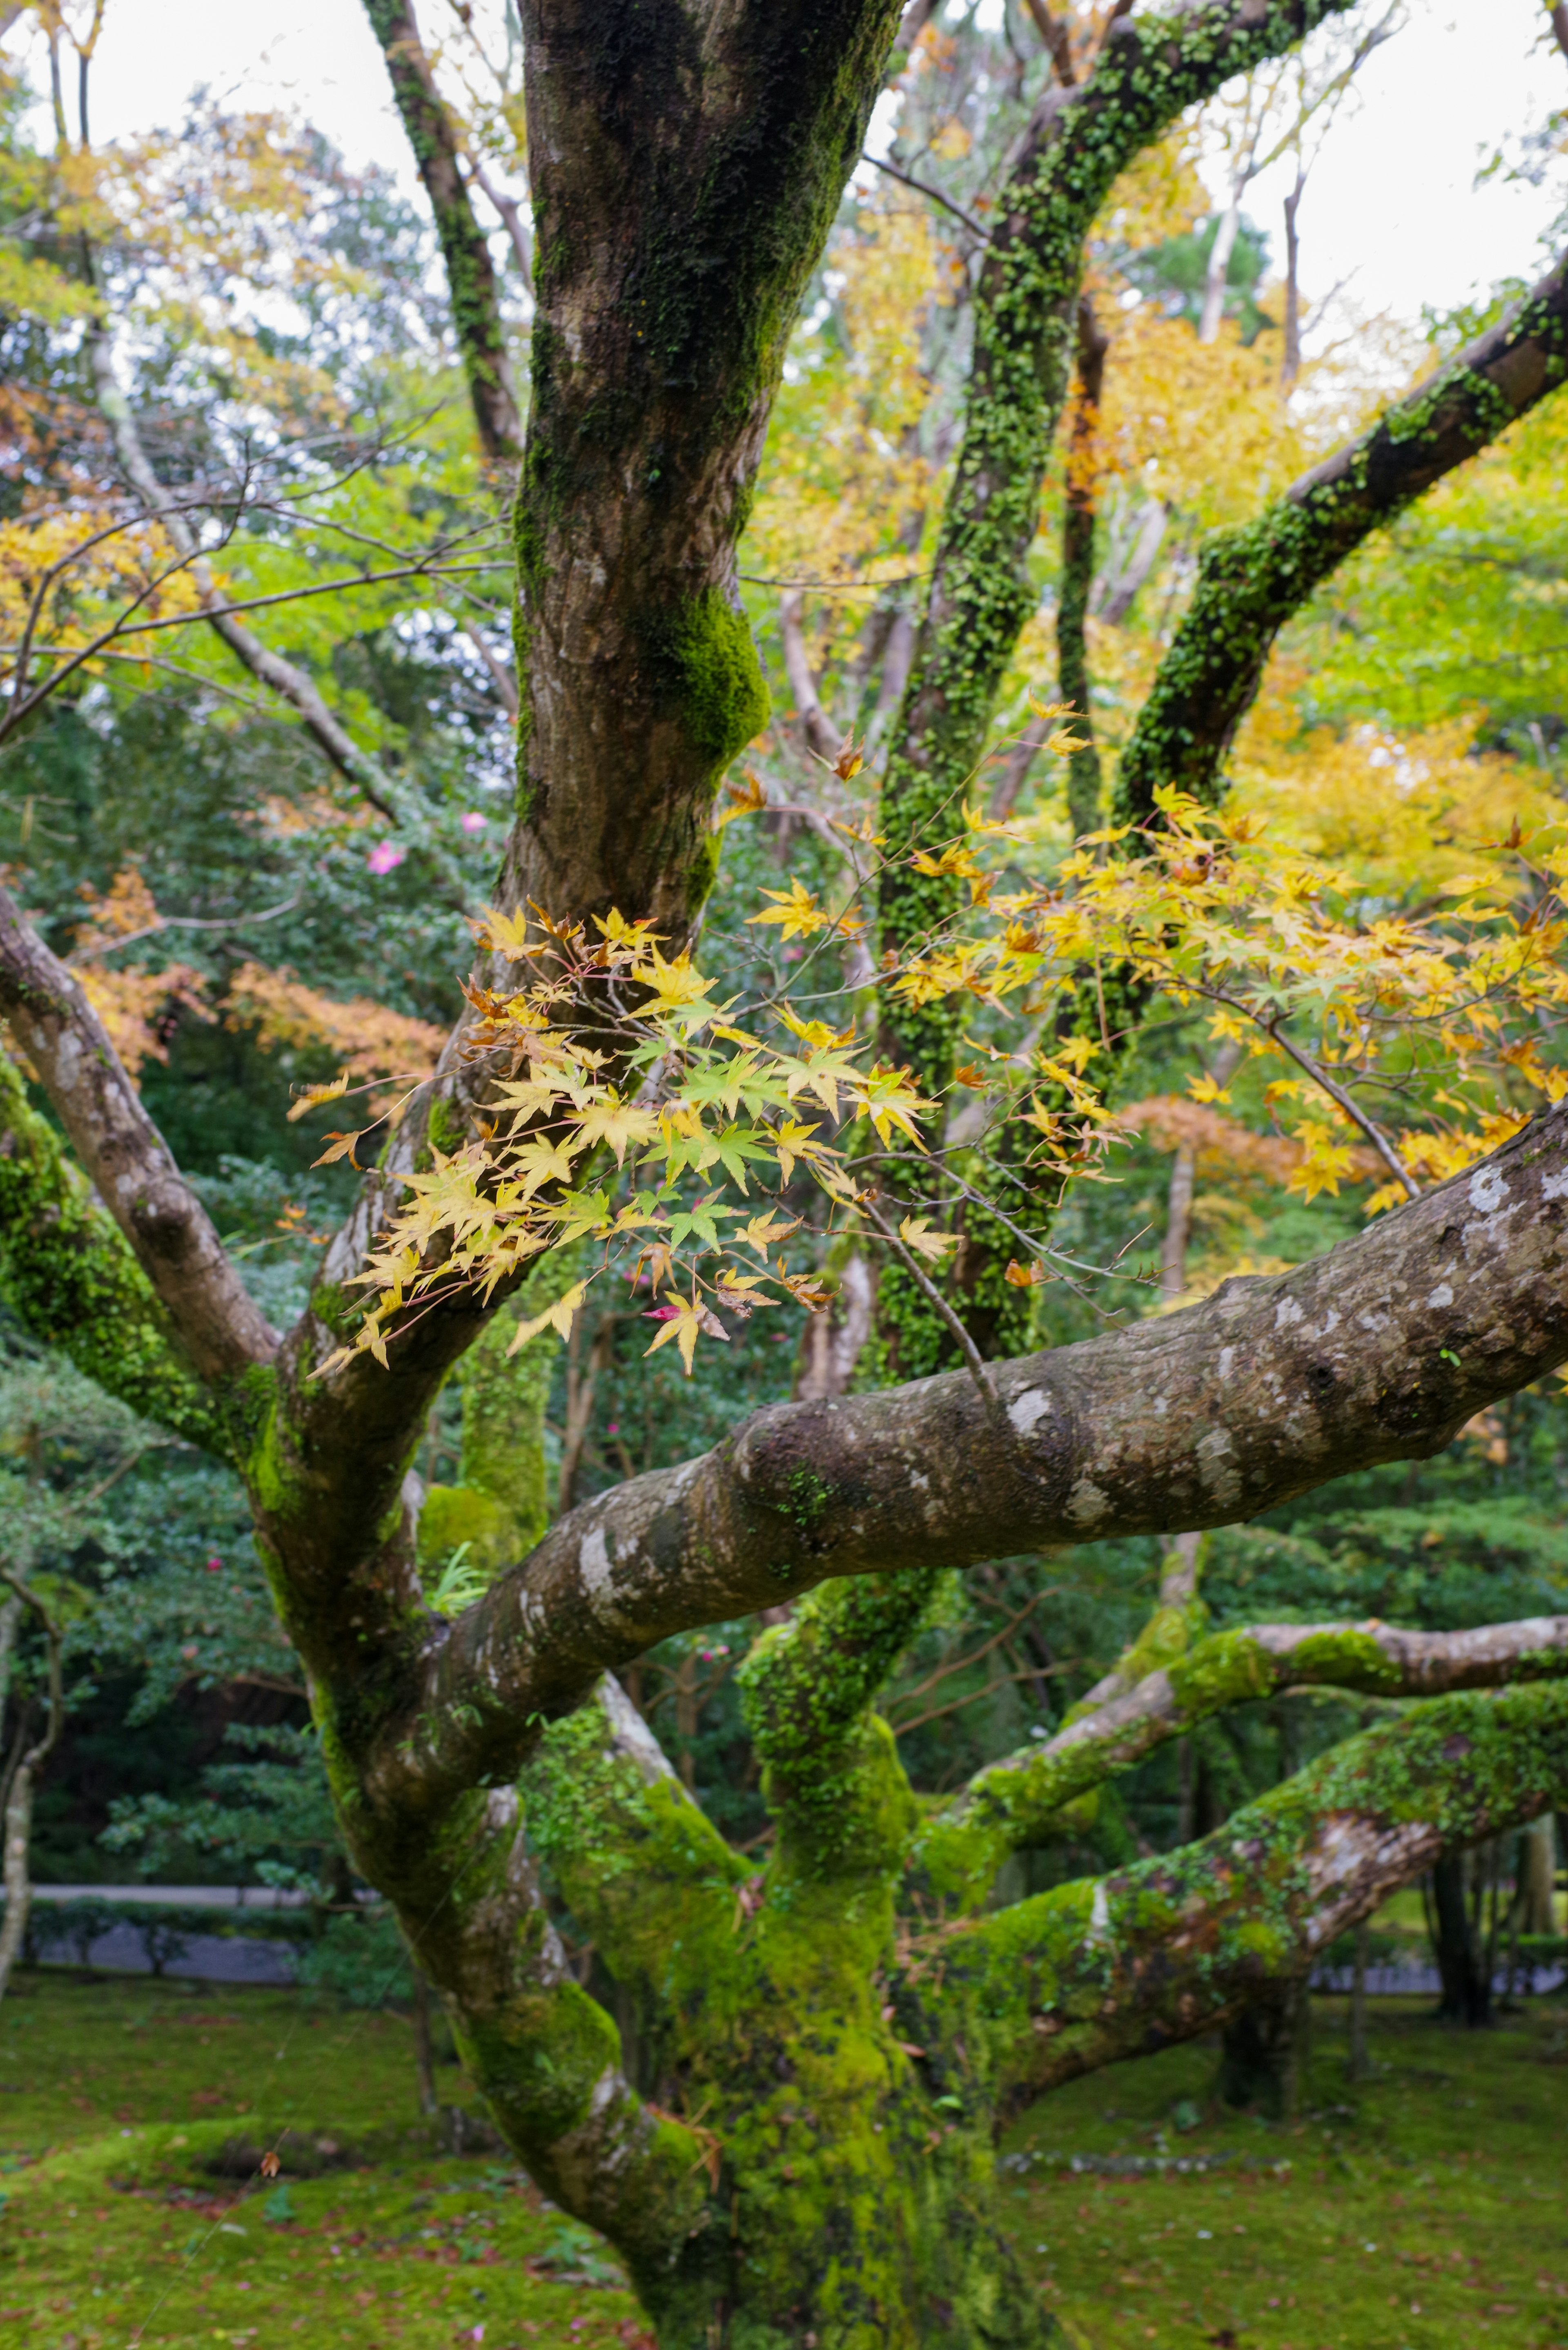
[4,0,1565,327]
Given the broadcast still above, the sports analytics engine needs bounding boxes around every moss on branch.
[0,1050,221,1451]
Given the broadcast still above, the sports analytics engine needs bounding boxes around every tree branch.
[956,1680,1568,2115]
[87,334,474,907]
[918,1610,1568,1908]
[0,889,276,1383]
[362,0,522,461]
[1115,241,1568,822]
[367,1097,1568,1813]
[0,1048,221,1448]
[878,0,1360,1086]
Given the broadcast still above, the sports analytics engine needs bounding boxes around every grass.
[0,1969,648,2348]
[1,1967,1566,2347]
[1009,1992,1568,2350]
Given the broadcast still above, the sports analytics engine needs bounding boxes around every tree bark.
[1431,1853,1491,2026]
[1057,294,1108,839]
[878,0,1359,1085]
[362,0,522,462]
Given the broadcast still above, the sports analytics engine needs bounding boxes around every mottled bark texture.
[1114,243,1568,823]
[374,1101,1568,1813]
[506,0,904,944]
[363,0,522,462]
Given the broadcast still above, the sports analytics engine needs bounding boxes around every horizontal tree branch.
[953,1680,1568,2117]
[0,887,276,1383]
[366,1097,1568,1814]
[917,1610,1568,1908]
[1115,242,1568,821]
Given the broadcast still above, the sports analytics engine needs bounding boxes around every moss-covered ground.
[2,1968,1567,2347]
[1010,1992,1568,2350]
[0,1970,648,2348]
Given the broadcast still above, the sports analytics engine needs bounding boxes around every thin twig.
[860,1192,1000,1414]
[863,152,991,242]
[1207,988,1419,1199]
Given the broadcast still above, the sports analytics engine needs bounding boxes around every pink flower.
[460,811,487,834]
[606,1421,619,1436]
[205,1556,223,1575]
[366,841,406,875]
[644,1304,682,1322]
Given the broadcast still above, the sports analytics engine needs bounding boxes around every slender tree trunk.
[0,1744,35,1999]
[412,1969,440,2116]
[1160,1148,1196,1303]
[1198,199,1243,343]
[1096,495,1168,625]
[1281,168,1305,391]
[1056,294,1108,840]
[1348,1917,1370,2080]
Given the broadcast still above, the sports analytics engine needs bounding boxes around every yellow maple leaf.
[898,1215,958,1265]
[569,1093,661,1166]
[716,769,769,830]
[644,1294,722,1376]
[746,879,833,940]
[506,1279,588,1356]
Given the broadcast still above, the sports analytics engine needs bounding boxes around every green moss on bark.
[0,1052,219,1450]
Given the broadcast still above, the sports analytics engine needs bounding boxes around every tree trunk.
[0,1736,37,2000]
[1281,168,1304,391]
[1348,1917,1370,2081]
[1198,200,1242,344]
[1218,1976,1311,2121]
[412,1968,440,2116]
[1056,294,1107,841]
[1431,1854,1491,2027]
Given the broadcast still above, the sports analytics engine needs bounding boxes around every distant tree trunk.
[1281,167,1305,390]
[412,1969,440,2116]
[1218,1978,1312,2120]
[1432,1854,1491,2026]
[1161,1148,1196,1302]
[0,1577,62,2005]
[1198,199,1243,343]
[1348,1917,1370,2080]
[1517,1812,1556,1935]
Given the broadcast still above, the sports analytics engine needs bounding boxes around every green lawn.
[2,1967,1566,2347]
[1014,1994,1568,2350]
